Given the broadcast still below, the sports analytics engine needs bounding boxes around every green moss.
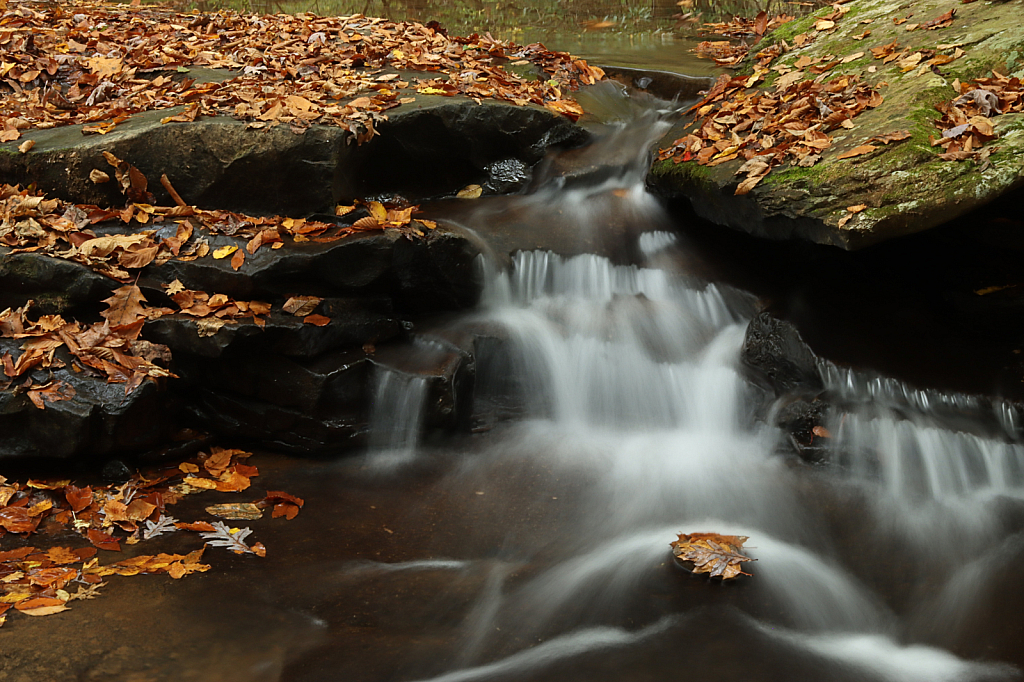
[34,293,70,314]
[650,157,715,189]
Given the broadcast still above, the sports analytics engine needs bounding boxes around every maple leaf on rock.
[101,285,148,326]
[671,532,756,580]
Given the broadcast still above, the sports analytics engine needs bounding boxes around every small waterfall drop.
[356,87,1021,682]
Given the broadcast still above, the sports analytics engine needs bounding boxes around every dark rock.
[599,66,713,103]
[773,396,831,464]
[143,303,404,359]
[0,341,174,461]
[1,96,587,215]
[178,330,475,453]
[741,310,824,395]
[484,158,531,195]
[0,251,118,314]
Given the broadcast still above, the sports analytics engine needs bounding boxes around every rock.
[143,304,404,359]
[773,396,831,463]
[1,91,587,215]
[176,333,475,453]
[0,250,118,314]
[648,0,1024,249]
[741,310,824,395]
[0,341,174,461]
[600,66,714,102]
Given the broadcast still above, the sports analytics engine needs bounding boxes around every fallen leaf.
[212,245,238,259]
[18,140,34,154]
[836,145,876,159]
[457,184,483,199]
[303,314,330,326]
[205,503,262,520]
[282,296,321,317]
[671,532,755,579]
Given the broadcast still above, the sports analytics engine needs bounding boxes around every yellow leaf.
[368,201,388,223]
[212,245,238,259]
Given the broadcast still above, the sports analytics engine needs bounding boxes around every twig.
[159,173,188,207]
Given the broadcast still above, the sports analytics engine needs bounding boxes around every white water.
[361,105,1022,681]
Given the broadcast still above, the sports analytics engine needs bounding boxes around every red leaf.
[65,485,93,513]
[86,528,121,551]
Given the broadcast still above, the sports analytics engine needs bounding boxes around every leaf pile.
[0,0,602,143]
[1,296,175,397]
[694,11,795,68]
[657,70,885,194]
[671,532,755,580]
[933,71,1023,164]
[0,448,305,628]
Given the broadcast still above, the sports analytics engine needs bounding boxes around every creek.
[282,85,1024,681]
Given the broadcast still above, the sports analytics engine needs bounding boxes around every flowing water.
[345,88,1024,682]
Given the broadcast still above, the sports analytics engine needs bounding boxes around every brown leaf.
[282,296,321,317]
[65,485,93,513]
[671,532,756,579]
[205,503,262,520]
[836,145,877,160]
[86,529,121,552]
[101,285,148,326]
[456,184,483,199]
[303,314,331,326]
[230,248,245,271]
[812,425,832,438]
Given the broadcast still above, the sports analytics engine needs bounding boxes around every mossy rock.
[650,0,1024,249]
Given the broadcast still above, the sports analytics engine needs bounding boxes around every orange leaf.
[86,529,121,552]
[836,145,876,159]
[303,314,331,326]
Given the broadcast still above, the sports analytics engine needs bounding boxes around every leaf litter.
[0,448,304,628]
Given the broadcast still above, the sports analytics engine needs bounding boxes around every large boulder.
[649,0,1024,249]
[0,88,587,215]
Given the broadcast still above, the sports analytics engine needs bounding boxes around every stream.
[275,89,1024,681]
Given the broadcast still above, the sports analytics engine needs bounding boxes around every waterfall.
[356,92,1021,682]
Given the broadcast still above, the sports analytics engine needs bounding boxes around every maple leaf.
[200,521,261,555]
[101,285,148,326]
[671,532,756,580]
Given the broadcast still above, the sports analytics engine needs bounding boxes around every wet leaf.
[200,521,261,554]
[205,503,262,520]
[282,296,322,317]
[457,184,483,199]
[671,532,755,579]
[303,314,331,326]
[101,285,148,326]
[212,245,238,260]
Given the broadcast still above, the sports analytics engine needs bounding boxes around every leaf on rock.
[836,145,877,160]
[200,521,261,554]
[303,314,330,326]
[282,296,322,317]
[212,245,238,260]
[143,514,178,540]
[671,532,756,580]
[456,184,483,199]
[101,285,148,326]
[205,503,262,520]
[86,528,121,552]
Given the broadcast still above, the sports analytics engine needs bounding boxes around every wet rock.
[648,0,1024,249]
[143,303,404,359]
[600,66,713,102]
[0,341,174,461]
[129,223,484,315]
[0,250,118,314]
[773,396,831,464]
[741,310,823,395]
[1,94,587,215]
[177,332,475,453]
[484,158,531,195]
